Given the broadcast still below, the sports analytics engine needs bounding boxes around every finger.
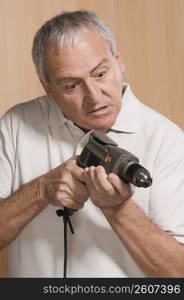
[94,166,115,195]
[82,168,89,183]
[107,173,133,198]
[88,166,103,193]
[71,163,86,183]
[71,176,89,198]
[58,177,89,203]
[83,167,102,199]
[107,172,124,187]
[70,155,78,160]
[83,167,94,188]
[62,158,86,183]
[45,186,84,209]
[61,198,85,210]
[88,166,96,182]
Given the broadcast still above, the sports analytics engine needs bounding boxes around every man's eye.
[97,71,106,79]
[65,84,77,91]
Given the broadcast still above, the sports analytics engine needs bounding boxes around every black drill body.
[77,131,152,188]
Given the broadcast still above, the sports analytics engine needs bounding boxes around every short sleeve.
[0,112,15,198]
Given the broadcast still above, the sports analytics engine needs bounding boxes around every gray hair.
[32,10,118,84]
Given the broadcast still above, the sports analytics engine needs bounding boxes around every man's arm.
[0,157,88,249]
[103,199,184,277]
[83,165,184,277]
[0,177,48,249]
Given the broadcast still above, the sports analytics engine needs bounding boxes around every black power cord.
[56,207,75,278]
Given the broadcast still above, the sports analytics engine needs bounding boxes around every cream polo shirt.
[0,84,184,278]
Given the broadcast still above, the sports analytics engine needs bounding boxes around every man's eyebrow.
[56,58,111,84]
[91,58,111,73]
[56,77,77,84]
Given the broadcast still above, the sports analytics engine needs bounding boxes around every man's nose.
[83,80,102,104]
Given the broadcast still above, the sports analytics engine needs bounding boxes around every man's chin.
[84,119,116,132]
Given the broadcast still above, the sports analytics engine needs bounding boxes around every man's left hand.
[83,165,133,209]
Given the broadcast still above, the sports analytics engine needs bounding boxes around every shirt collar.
[48,83,141,133]
[110,83,140,134]
[48,99,67,127]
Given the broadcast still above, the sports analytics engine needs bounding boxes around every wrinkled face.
[42,31,125,130]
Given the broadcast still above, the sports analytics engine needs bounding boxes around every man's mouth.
[88,105,112,116]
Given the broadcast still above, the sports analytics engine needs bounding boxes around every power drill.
[77,130,152,188]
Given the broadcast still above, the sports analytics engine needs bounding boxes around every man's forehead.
[43,30,115,81]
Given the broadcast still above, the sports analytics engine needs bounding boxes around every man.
[0,10,184,278]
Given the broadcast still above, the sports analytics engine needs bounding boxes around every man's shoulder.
[139,100,183,135]
[1,95,51,125]
[9,95,50,114]
[132,99,184,154]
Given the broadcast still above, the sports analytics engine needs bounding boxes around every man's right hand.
[42,156,89,210]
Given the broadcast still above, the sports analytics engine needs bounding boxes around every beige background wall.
[0,0,183,277]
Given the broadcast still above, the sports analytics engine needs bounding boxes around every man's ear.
[115,53,126,73]
[39,77,54,100]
